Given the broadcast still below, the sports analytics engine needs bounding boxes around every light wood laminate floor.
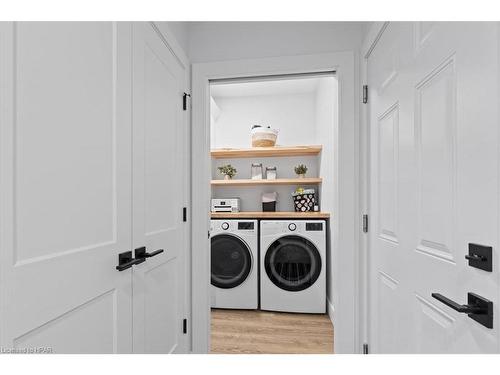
[211,309,334,354]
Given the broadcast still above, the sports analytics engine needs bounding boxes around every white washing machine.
[210,219,258,309]
[260,220,326,313]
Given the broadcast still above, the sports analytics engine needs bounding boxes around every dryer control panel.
[306,222,323,231]
[261,220,326,235]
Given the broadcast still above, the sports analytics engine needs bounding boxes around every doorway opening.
[208,73,338,354]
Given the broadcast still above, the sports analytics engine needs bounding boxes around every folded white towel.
[262,192,278,203]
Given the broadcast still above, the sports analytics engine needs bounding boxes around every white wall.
[315,77,338,318]
[187,22,368,62]
[211,93,316,149]
[210,78,334,212]
[212,156,319,212]
[163,21,190,57]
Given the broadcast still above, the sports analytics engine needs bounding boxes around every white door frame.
[151,22,192,352]
[359,21,390,353]
[191,51,360,353]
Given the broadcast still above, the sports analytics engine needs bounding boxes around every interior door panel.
[0,22,133,353]
[368,22,499,353]
[131,22,188,354]
[0,21,188,354]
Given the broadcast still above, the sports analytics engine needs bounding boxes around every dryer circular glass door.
[211,234,252,289]
[264,235,322,292]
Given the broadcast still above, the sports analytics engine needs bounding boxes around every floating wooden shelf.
[211,177,322,186]
[211,145,322,159]
[211,211,330,219]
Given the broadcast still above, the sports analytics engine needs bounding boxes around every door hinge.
[183,92,191,111]
[362,85,368,104]
[183,318,187,334]
[363,343,369,354]
[183,207,187,222]
[362,214,369,233]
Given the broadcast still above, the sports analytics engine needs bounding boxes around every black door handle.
[431,293,484,313]
[135,246,164,260]
[431,292,493,328]
[116,251,145,271]
[145,249,164,257]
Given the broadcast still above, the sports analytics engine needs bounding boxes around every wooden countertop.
[210,211,330,219]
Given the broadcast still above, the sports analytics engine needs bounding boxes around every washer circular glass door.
[264,235,322,292]
[211,234,252,289]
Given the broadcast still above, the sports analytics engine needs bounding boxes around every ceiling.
[210,75,335,98]
[166,22,371,63]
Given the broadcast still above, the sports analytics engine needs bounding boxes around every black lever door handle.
[135,246,164,260]
[145,249,164,258]
[432,292,493,328]
[116,251,145,271]
[116,258,145,271]
[431,293,485,314]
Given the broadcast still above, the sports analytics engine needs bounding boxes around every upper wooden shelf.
[211,145,322,159]
[211,177,322,186]
[211,211,330,219]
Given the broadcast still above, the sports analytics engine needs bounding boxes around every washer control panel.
[221,222,229,230]
[238,222,255,230]
[288,223,297,231]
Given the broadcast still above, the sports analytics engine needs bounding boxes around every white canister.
[265,166,277,180]
[251,163,263,180]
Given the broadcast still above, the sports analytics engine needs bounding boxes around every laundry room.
[4,10,500,367]
[208,74,338,353]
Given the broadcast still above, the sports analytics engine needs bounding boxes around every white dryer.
[260,220,326,313]
[210,219,258,309]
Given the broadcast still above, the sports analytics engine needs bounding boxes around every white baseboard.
[326,298,335,353]
[326,297,335,325]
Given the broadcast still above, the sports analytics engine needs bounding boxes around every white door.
[0,22,133,353]
[131,22,188,354]
[368,22,499,353]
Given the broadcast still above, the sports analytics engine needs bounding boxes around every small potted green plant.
[218,164,237,180]
[294,164,308,178]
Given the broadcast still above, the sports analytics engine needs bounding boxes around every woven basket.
[251,126,278,147]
